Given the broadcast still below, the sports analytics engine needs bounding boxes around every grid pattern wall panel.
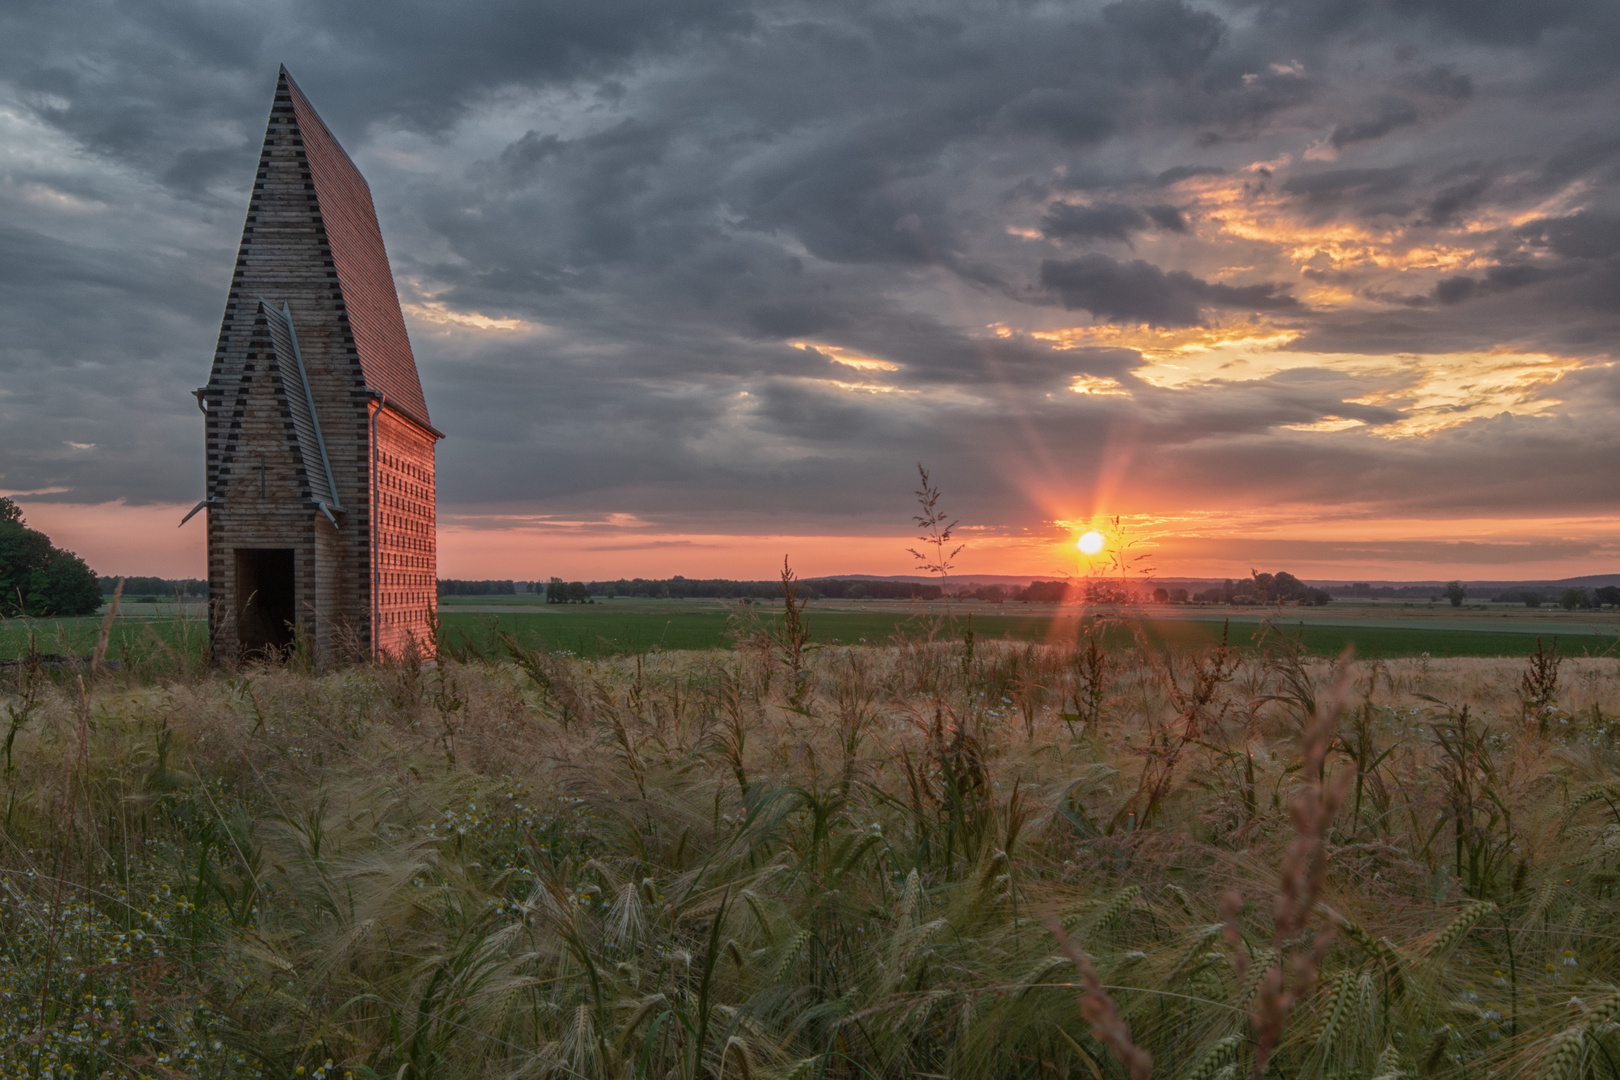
[371,408,438,658]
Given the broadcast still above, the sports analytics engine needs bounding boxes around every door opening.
[236,548,296,658]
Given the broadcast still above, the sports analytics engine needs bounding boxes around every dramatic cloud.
[1,0,1618,578]
[1040,254,1303,326]
[1042,201,1188,243]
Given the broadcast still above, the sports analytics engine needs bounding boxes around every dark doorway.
[236,548,296,658]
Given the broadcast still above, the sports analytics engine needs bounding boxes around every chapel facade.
[190,67,441,665]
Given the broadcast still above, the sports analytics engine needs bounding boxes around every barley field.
[3,622,1620,1078]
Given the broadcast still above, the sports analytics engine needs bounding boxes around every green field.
[435,597,1620,660]
[0,601,209,667]
[6,596,1614,664]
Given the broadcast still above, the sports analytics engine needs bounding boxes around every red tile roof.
[282,68,434,432]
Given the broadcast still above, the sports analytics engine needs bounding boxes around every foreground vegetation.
[4,619,1620,1078]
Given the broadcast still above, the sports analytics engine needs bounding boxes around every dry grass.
[3,623,1620,1078]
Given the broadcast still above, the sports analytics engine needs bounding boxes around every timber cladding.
[199,67,442,667]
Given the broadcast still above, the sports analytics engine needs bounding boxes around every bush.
[545,578,593,604]
[1023,580,1073,603]
[1193,573,1330,606]
[1560,588,1592,611]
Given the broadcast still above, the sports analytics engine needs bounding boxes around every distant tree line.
[1331,581,1620,609]
[945,572,1328,606]
[960,581,1070,603]
[1191,571,1332,606]
[962,582,1201,604]
[958,581,1117,603]
[431,572,1620,610]
[98,576,207,599]
[0,497,102,617]
[1492,586,1620,610]
[438,579,523,596]
[1332,582,1459,599]
[591,576,780,600]
[804,580,943,600]
[434,576,956,601]
[585,577,944,601]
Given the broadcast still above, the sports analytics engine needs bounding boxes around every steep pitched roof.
[280,67,433,431]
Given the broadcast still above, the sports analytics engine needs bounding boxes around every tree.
[0,497,103,617]
[1559,588,1590,611]
[1596,586,1620,608]
[1443,581,1467,607]
[1024,580,1070,603]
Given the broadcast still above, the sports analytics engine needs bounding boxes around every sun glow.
[403,300,529,332]
[1019,311,1592,436]
[1068,375,1129,396]
[1078,530,1105,555]
[792,342,901,372]
[1032,322,1302,364]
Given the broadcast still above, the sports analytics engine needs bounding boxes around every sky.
[1,0,1617,584]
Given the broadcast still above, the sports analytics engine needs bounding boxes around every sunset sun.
[1078,530,1105,555]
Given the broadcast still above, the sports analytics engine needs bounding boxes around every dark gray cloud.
[1,0,1619,571]
[1154,164,1227,186]
[1330,100,1421,149]
[1042,201,1188,242]
[1040,254,1303,326]
[1401,64,1474,100]
[1282,167,1413,215]
[1422,175,1491,224]
[1518,211,1620,259]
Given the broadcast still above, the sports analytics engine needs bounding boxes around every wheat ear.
[1234,948,1278,1010]
[1179,1032,1243,1080]
[1371,1042,1404,1079]
[1536,1025,1586,1080]
[1421,899,1495,959]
